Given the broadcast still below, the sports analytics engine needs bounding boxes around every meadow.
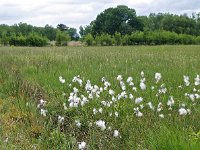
[0,45,200,149]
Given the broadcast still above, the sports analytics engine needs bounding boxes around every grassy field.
[0,45,200,149]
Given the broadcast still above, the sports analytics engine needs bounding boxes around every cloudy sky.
[0,0,200,29]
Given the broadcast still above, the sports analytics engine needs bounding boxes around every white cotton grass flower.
[127,77,133,83]
[93,108,98,115]
[134,107,143,117]
[159,114,164,119]
[194,75,200,86]
[140,82,146,90]
[58,115,64,124]
[78,141,86,150]
[167,96,175,109]
[115,112,119,117]
[183,75,190,86]
[72,76,83,86]
[129,94,134,99]
[99,108,103,113]
[113,130,120,138]
[109,89,115,96]
[40,109,47,117]
[147,102,154,110]
[157,102,163,112]
[75,120,81,128]
[117,75,123,81]
[158,84,167,94]
[141,71,144,77]
[63,103,68,110]
[95,120,106,130]
[59,76,65,84]
[179,108,187,116]
[37,99,47,108]
[135,97,143,104]
[155,73,162,83]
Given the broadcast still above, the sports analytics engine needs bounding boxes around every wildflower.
[183,75,190,86]
[75,120,81,128]
[129,94,134,99]
[187,109,191,114]
[58,115,64,124]
[194,75,200,86]
[141,71,144,77]
[93,108,98,115]
[151,86,155,90]
[115,112,119,117]
[63,103,67,110]
[113,130,120,137]
[140,82,146,90]
[135,97,143,104]
[109,89,115,96]
[157,102,163,112]
[167,96,175,108]
[155,73,162,83]
[134,107,143,117]
[127,77,133,83]
[59,76,65,84]
[37,99,47,108]
[159,114,164,119]
[132,87,137,91]
[95,120,106,130]
[147,102,154,110]
[99,108,103,113]
[117,75,123,81]
[108,126,112,131]
[179,108,187,116]
[40,109,47,117]
[78,141,86,150]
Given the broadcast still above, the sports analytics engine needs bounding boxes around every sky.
[0,0,200,29]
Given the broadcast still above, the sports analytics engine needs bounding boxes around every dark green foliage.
[83,30,200,46]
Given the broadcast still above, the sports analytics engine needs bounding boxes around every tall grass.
[0,46,200,149]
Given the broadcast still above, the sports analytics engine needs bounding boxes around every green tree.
[91,5,143,36]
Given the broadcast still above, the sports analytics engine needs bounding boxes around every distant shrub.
[114,32,122,45]
[26,33,48,47]
[98,34,113,46]
[55,30,70,46]
[84,34,94,46]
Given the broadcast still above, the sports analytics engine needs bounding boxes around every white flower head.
[155,73,162,83]
[179,108,187,116]
[59,76,65,84]
[58,115,64,124]
[95,120,106,130]
[113,130,120,138]
[117,75,123,81]
[78,141,86,150]
[135,97,143,104]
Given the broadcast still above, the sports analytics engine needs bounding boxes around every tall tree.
[91,5,143,36]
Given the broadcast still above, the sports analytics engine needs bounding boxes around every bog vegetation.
[0,5,200,46]
[0,46,200,149]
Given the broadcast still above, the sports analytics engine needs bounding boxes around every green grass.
[0,45,200,149]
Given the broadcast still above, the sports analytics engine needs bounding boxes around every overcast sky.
[0,0,200,29]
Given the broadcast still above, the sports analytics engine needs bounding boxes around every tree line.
[0,5,200,46]
[80,5,200,46]
[0,23,79,46]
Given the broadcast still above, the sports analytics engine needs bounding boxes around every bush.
[55,31,70,46]
[114,32,122,45]
[84,34,94,46]
[26,33,48,47]
[98,34,113,46]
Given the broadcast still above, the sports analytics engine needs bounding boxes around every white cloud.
[0,0,199,29]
